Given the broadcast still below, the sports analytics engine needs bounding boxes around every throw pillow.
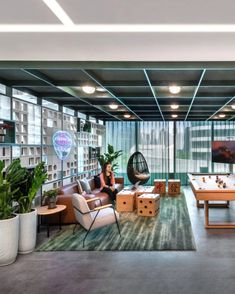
[77,180,84,195]
[94,174,101,189]
[80,178,92,194]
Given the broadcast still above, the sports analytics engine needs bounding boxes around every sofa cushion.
[76,180,84,194]
[80,178,92,194]
[94,174,101,188]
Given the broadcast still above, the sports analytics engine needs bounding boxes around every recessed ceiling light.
[172,114,178,118]
[231,104,235,109]
[96,87,106,92]
[82,86,96,94]
[124,114,131,119]
[109,104,118,110]
[169,85,181,94]
[171,104,179,110]
[42,0,74,26]
[219,114,226,118]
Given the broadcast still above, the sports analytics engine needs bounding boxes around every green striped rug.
[36,193,196,251]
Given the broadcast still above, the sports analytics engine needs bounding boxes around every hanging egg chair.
[127,151,150,185]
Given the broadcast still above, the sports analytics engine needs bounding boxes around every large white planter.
[0,214,19,266]
[18,209,37,254]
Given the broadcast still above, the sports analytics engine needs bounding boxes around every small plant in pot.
[0,159,28,266]
[13,161,48,254]
[43,189,58,209]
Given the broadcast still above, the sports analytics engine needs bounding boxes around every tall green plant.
[17,162,48,213]
[0,159,27,220]
[98,144,123,172]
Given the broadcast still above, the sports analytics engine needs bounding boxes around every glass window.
[42,99,59,111]
[0,95,11,120]
[0,83,6,95]
[12,89,37,104]
[89,116,96,123]
[77,111,86,120]
[63,107,74,116]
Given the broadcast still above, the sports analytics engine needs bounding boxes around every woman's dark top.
[105,174,112,187]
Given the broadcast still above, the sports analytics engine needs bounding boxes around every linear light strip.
[185,69,206,121]
[2,24,235,32]
[143,69,165,121]
[42,0,74,25]
[206,96,235,121]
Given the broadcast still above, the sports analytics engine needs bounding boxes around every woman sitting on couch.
[100,162,118,202]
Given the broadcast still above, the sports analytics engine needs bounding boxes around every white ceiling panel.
[0,0,60,24]
[58,0,235,24]
[0,32,235,61]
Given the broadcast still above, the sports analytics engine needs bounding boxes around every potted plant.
[14,161,48,254]
[42,189,58,209]
[98,144,123,173]
[0,159,27,266]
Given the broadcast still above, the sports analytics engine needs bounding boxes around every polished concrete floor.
[1,187,235,294]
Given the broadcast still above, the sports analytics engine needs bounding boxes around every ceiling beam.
[3,61,235,69]
[9,79,235,88]
[185,69,206,120]
[143,69,164,121]
[82,69,143,121]
[8,80,49,87]
[21,69,122,121]
[39,92,73,98]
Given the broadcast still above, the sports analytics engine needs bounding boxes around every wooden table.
[37,205,66,237]
[188,173,235,229]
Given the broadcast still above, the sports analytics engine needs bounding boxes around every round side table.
[37,204,66,237]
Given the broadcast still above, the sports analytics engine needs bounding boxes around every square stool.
[154,179,166,195]
[116,190,135,212]
[137,193,160,217]
[168,179,181,196]
[135,186,155,209]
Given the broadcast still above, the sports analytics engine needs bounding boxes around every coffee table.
[37,204,66,237]
[135,186,155,208]
[116,186,155,212]
[116,190,135,212]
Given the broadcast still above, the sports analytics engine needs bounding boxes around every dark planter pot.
[47,197,57,209]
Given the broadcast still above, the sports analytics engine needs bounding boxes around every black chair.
[127,151,150,185]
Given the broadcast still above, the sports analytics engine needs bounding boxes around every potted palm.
[14,162,48,254]
[98,144,123,172]
[0,159,27,266]
[42,189,58,209]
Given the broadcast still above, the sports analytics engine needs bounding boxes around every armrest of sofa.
[115,177,124,185]
[56,194,75,224]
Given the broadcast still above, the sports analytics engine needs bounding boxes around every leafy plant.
[0,159,27,220]
[43,189,58,199]
[16,162,48,213]
[98,144,123,172]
